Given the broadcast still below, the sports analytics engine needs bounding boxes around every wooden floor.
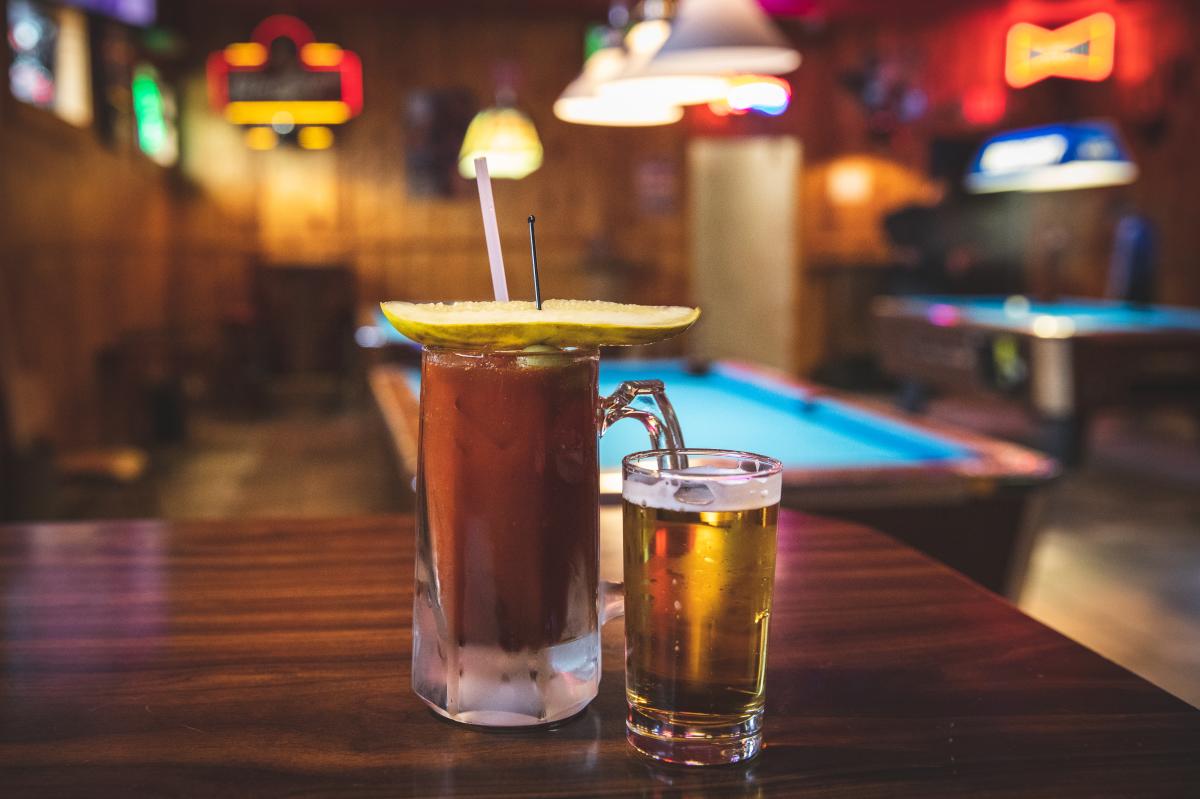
[55,394,410,521]
[928,400,1200,709]
[46,390,1200,710]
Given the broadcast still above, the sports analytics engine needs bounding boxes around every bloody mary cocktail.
[412,347,601,725]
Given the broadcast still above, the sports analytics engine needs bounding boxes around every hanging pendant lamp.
[458,95,544,179]
[603,0,800,106]
[554,27,684,126]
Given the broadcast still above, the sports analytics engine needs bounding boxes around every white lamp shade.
[636,0,800,77]
[602,0,799,106]
[598,73,730,107]
[458,106,544,179]
[597,17,724,106]
[554,46,684,126]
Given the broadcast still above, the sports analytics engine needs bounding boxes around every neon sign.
[62,0,155,27]
[707,75,791,117]
[132,63,177,165]
[207,15,362,149]
[1006,12,1115,89]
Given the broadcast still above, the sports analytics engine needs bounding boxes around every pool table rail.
[873,295,1200,464]
[874,295,1200,338]
[366,357,1058,510]
[368,365,421,480]
[722,359,1058,507]
[368,360,1057,596]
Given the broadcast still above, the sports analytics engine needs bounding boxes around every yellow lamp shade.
[458,106,544,180]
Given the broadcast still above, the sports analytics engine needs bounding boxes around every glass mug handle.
[596,379,685,624]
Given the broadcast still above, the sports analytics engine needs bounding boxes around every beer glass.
[411,346,682,727]
[622,449,783,765]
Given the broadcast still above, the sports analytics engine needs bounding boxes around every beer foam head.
[623,465,782,513]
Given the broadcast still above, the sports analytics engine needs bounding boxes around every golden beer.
[622,450,782,766]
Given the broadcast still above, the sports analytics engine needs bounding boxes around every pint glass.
[622,449,783,765]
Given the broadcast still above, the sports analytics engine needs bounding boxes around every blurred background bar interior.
[2,0,1200,709]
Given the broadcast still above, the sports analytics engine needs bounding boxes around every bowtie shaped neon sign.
[1005,12,1116,89]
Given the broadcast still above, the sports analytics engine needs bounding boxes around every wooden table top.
[1,512,1196,797]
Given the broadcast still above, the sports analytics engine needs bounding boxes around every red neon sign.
[206,15,363,126]
[1006,12,1115,89]
[961,84,1007,126]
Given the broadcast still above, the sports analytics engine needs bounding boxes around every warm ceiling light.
[554,41,684,126]
[827,159,874,205]
[651,0,800,74]
[625,18,672,56]
[601,11,727,106]
[458,106,544,179]
[606,0,800,106]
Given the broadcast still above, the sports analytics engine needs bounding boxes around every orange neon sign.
[206,15,363,127]
[1005,12,1115,89]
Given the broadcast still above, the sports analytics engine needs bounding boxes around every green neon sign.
[132,64,173,164]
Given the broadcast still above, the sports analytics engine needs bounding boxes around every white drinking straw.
[474,157,509,301]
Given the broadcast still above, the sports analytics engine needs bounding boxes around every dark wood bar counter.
[1,512,1196,797]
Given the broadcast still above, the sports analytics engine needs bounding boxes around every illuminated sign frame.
[965,121,1137,194]
[206,15,362,128]
[1006,12,1116,89]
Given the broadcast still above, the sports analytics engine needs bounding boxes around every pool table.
[370,358,1055,596]
[874,295,1200,463]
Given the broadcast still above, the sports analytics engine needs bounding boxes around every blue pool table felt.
[402,360,971,470]
[900,295,1200,334]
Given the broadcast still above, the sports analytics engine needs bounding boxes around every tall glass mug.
[411,346,682,727]
[622,449,783,766]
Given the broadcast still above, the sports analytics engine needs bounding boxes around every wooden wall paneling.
[3,91,215,448]
[329,13,689,309]
[257,147,343,264]
[8,0,1199,454]
[829,2,1199,307]
[2,7,690,453]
